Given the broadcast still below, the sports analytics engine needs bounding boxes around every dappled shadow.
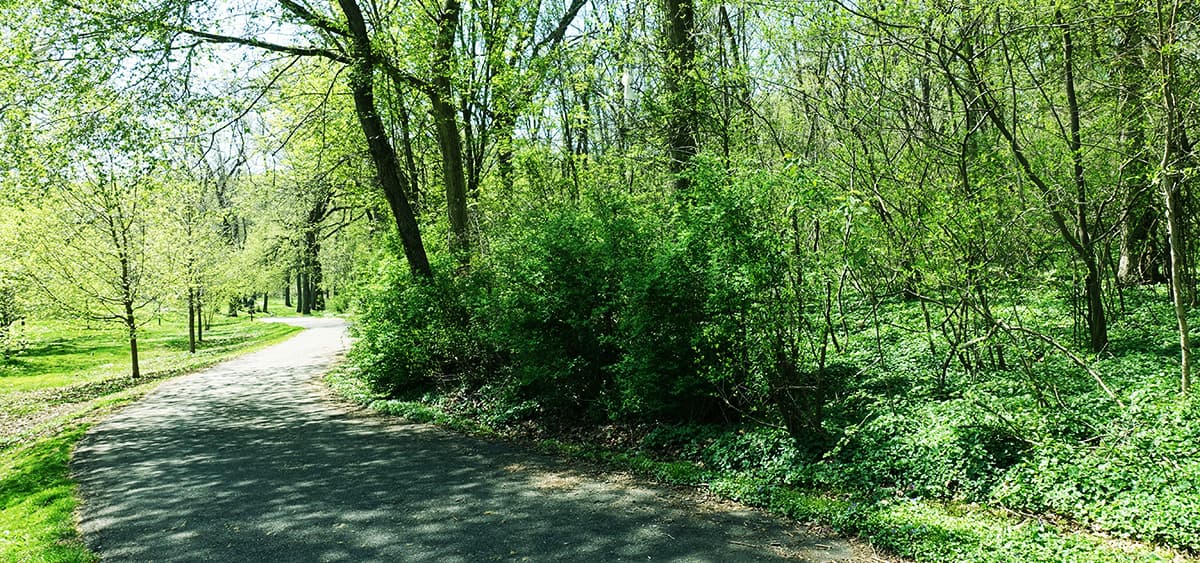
[73,318,852,562]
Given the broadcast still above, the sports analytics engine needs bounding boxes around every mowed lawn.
[0,314,303,562]
[2,317,298,393]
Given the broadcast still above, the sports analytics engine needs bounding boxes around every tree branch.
[278,0,350,38]
[532,0,588,58]
[171,26,351,64]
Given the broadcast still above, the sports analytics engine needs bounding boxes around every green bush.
[485,199,625,420]
[349,249,494,396]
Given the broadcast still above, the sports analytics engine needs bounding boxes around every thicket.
[350,154,1200,553]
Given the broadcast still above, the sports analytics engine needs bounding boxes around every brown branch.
[278,0,349,38]
[171,26,350,64]
[532,0,588,58]
[995,320,1125,408]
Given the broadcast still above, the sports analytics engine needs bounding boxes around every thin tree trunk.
[284,271,292,307]
[431,0,470,259]
[197,289,204,343]
[125,305,139,379]
[1158,0,1191,393]
[1062,9,1108,352]
[396,93,422,213]
[188,288,196,354]
[495,112,517,190]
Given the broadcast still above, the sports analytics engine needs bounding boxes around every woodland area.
[3,0,1200,559]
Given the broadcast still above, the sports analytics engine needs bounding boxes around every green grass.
[0,427,91,562]
[0,314,303,562]
[1,317,298,393]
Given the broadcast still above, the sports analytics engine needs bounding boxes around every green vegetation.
[0,317,300,561]
[4,0,1200,560]
[327,368,1182,562]
[1,319,299,394]
[0,428,91,562]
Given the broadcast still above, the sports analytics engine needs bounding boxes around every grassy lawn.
[0,315,303,562]
[1,317,303,394]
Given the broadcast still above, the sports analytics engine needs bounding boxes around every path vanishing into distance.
[72,317,870,562]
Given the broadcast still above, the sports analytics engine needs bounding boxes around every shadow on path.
[73,317,858,562]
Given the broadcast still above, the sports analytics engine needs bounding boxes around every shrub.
[350,250,493,396]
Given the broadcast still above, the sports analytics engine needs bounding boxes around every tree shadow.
[72,323,849,562]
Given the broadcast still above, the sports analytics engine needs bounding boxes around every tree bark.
[663,0,699,192]
[1116,2,1164,286]
[338,0,433,279]
[495,112,517,190]
[284,271,292,308]
[197,289,204,343]
[431,0,470,259]
[295,265,303,313]
[1062,9,1108,352]
[1157,0,1191,393]
[124,302,139,379]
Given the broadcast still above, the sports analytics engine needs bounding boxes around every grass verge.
[0,316,303,562]
[325,366,1190,563]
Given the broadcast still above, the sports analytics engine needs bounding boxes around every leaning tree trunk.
[338,0,432,279]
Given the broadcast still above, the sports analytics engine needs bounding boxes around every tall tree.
[661,0,699,191]
[1155,0,1191,392]
[19,118,167,378]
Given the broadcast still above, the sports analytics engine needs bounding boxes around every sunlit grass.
[0,316,299,393]
[0,427,93,563]
[0,314,303,562]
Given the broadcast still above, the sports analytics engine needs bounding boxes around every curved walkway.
[72,317,864,562]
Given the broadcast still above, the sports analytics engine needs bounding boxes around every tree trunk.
[125,305,139,379]
[188,288,196,354]
[396,92,423,213]
[1062,10,1108,353]
[296,267,304,313]
[1158,0,1191,393]
[431,0,470,259]
[1115,7,1162,286]
[663,0,699,192]
[284,271,292,307]
[495,112,517,190]
[338,0,432,279]
[300,271,312,315]
[197,289,204,343]
[311,258,324,311]
[262,292,268,314]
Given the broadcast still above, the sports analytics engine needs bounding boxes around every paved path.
[73,317,864,562]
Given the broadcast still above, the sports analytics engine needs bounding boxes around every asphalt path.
[72,317,865,562]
